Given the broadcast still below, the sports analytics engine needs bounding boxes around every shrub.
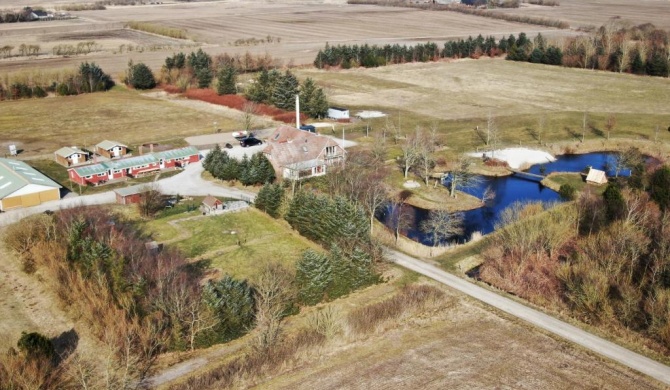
[17,332,55,361]
[127,62,156,90]
[558,184,576,200]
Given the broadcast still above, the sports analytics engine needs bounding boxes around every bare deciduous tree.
[240,102,259,131]
[387,190,413,244]
[420,210,464,247]
[399,128,421,179]
[447,156,481,198]
[253,263,295,351]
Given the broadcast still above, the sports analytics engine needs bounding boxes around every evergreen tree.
[127,62,156,90]
[309,88,329,118]
[217,65,237,95]
[219,154,239,181]
[238,154,252,185]
[196,67,212,88]
[646,51,669,77]
[299,77,317,117]
[255,183,283,218]
[202,276,255,342]
[272,70,299,110]
[529,48,544,63]
[631,51,646,74]
[79,62,114,93]
[326,244,352,299]
[187,48,212,73]
[296,250,332,305]
[349,247,378,289]
[246,68,271,103]
[544,46,563,65]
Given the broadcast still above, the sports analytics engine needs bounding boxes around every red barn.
[114,184,153,205]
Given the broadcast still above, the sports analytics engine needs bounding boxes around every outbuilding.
[586,168,608,185]
[114,184,153,205]
[0,158,61,211]
[96,140,128,159]
[327,107,350,120]
[201,195,223,214]
[54,146,89,167]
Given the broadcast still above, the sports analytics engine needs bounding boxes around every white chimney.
[295,94,300,129]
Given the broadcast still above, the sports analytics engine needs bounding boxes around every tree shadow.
[184,258,212,277]
[589,123,604,138]
[564,126,581,141]
[51,329,78,364]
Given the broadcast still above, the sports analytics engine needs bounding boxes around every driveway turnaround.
[386,248,670,386]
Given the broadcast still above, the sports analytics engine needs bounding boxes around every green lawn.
[140,208,319,280]
[542,172,608,195]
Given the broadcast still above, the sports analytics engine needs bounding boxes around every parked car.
[240,137,262,147]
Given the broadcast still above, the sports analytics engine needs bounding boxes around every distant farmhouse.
[263,125,345,181]
[69,146,199,186]
[54,146,89,167]
[0,158,61,211]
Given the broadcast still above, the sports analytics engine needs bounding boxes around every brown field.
[494,0,670,31]
[0,2,574,76]
[237,273,664,389]
[0,87,242,157]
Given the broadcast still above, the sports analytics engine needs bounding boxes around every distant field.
[493,0,670,30]
[297,59,670,153]
[0,2,573,76]
[0,87,238,157]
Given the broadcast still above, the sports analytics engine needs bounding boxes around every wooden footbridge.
[508,169,545,183]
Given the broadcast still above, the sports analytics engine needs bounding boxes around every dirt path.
[387,248,670,385]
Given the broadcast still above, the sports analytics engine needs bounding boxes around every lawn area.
[0,86,238,157]
[140,208,319,280]
[542,172,608,195]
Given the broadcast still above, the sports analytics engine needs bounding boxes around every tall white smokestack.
[295,94,300,129]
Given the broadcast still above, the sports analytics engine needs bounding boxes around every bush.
[127,62,156,90]
[558,184,576,200]
[17,332,54,361]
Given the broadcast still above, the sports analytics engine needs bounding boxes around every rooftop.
[0,158,61,198]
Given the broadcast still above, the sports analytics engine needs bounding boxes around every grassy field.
[251,273,663,390]
[299,59,670,145]
[138,208,319,280]
[0,86,238,158]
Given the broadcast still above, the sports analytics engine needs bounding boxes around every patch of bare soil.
[258,280,664,389]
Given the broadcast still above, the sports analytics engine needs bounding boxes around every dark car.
[240,137,263,147]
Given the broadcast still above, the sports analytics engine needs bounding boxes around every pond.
[379,152,624,246]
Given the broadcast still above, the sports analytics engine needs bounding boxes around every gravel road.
[386,248,670,386]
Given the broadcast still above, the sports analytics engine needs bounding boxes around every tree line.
[159,49,329,118]
[0,62,114,100]
[480,157,670,354]
[315,23,669,77]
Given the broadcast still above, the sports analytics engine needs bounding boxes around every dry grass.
[251,277,664,390]
[495,0,670,31]
[347,284,445,334]
[0,86,238,157]
[297,59,670,153]
[0,2,574,76]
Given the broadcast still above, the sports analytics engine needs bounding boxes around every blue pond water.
[379,152,623,246]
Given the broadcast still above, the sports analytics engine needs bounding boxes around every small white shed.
[327,107,349,120]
